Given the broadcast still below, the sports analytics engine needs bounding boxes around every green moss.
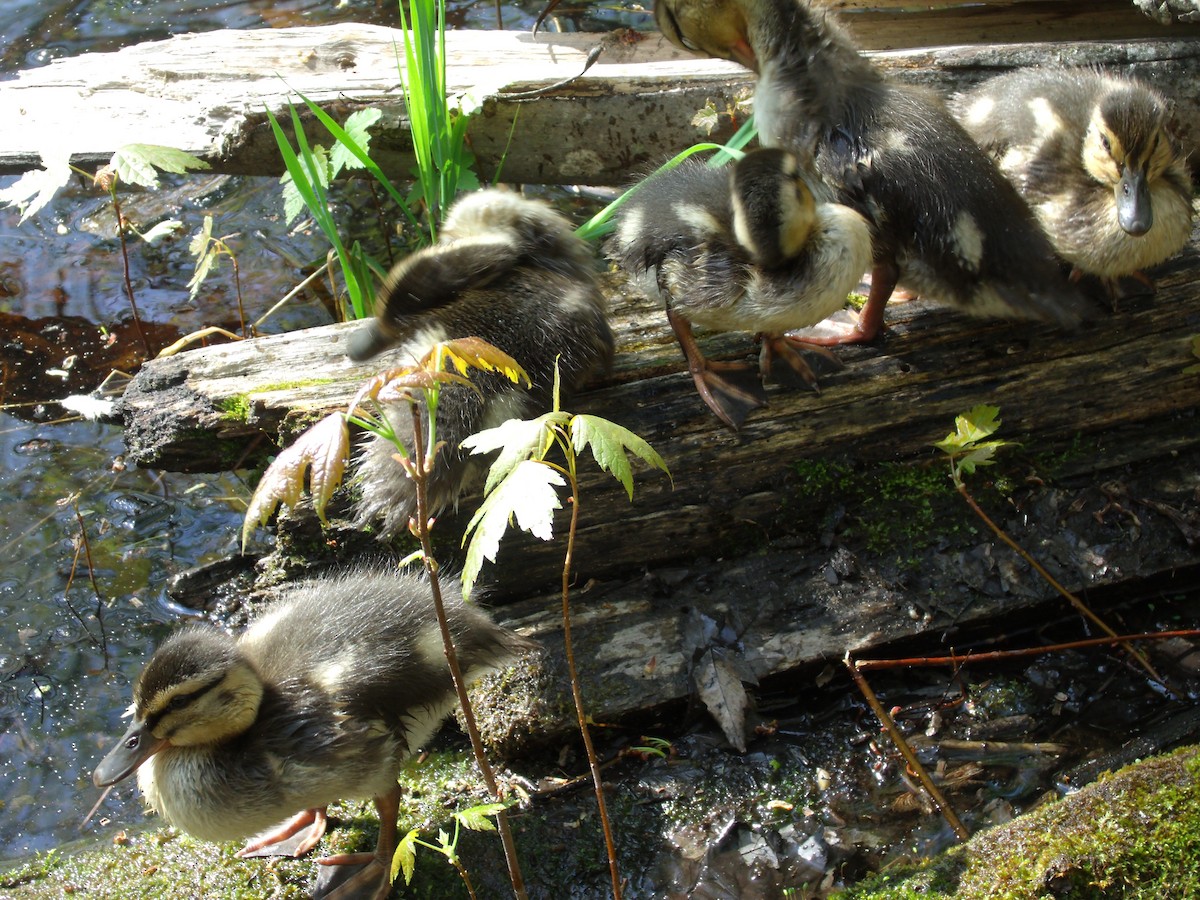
[788,457,962,561]
[839,745,1200,900]
[217,395,253,424]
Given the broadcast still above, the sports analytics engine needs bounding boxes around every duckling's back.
[350,190,614,538]
[240,569,534,757]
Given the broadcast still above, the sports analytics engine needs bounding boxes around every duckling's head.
[93,627,264,787]
[1081,84,1179,236]
[730,148,817,269]
[655,0,757,71]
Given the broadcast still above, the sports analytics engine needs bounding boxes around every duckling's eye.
[1099,133,1112,154]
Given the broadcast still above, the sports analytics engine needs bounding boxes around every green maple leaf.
[461,459,564,599]
[933,404,1002,454]
[111,144,210,189]
[391,828,419,885]
[455,803,505,832]
[571,414,671,499]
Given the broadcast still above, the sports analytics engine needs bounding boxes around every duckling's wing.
[852,88,1088,327]
[606,160,734,274]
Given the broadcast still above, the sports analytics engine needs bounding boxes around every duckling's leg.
[759,333,844,391]
[313,786,402,900]
[667,306,766,429]
[237,806,329,858]
[801,260,896,346]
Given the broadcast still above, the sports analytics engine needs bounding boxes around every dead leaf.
[241,412,349,549]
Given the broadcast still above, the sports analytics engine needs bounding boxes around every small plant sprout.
[240,336,531,899]
[1,142,210,358]
[932,403,1009,491]
[460,364,671,900]
[188,214,250,338]
[1184,335,1200,375]
[392,801,509,899]
[934,405,1161,683]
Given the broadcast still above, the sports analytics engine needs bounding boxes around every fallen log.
[0,25,1197,184]
[133,220,1200,747]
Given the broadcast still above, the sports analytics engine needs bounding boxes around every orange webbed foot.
[237,807,328,859]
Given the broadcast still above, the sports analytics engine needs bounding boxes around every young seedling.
[188,215,249,338]
[934,405,1161,682]
[392,801,509,899]
[460,366,672,900]
[242,337,532,900]
[0,142,210,359]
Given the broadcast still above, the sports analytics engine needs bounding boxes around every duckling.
[347,189,613,538]
[608,147,871,428]
[654,0,1090,344]
[954,68,1194,296]
[94,569,535,900]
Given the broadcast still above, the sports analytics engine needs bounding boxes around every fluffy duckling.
[954,68,1194,295]
[655,0,1089,344]
[94,569,535,900]
[608,148,871,428]
[347,189,613,538]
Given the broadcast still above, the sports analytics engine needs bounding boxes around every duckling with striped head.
[94,569,535,899]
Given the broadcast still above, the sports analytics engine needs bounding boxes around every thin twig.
[560,458,623,900]
[957,483,1163,683]
[853,629,1200,671]
[844,653,970,841]
[408,404,528,900]
[230,252,251,338]
[111,194,151,358]
[63,501,109,664]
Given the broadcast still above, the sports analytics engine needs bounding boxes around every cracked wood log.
[123,221,1200,589]
[0,23,1197,185]
[156,230,1200,748]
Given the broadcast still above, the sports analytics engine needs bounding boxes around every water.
[0,0,649,864]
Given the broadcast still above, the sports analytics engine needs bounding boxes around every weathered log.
[123,221,1200,604]
[0,23,1196,184]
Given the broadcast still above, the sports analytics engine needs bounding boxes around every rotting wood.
[121,220,1200,602]
[0,24,1196,185]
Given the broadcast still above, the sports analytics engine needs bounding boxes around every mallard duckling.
[608,148,871,427]
[346,189,613,538]
[954,68,1194,295]
[655,0,1089,344]
[94,569,535,900]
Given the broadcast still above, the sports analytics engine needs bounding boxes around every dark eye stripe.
[145,683,212,729]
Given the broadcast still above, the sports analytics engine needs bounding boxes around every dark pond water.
[0,0,648,864]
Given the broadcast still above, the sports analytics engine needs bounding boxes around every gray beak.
[93,719,166,787]
[1116,167,1153,236]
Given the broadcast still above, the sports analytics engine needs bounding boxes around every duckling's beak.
[1116,166,1153,236]
[345,320,392,362]
[93,720,167,787]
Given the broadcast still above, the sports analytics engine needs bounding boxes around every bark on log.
[0,24,1196,185]
[119,205,1200,753]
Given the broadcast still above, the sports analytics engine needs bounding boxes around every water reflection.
[0,0,644,864]
[0,413,252,858]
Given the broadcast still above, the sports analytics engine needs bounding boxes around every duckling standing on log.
[608,148,871,428]
[654,0,1089,344]
[346,189,613,538]
[954,68,1195,298]
[94,569,535,900]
